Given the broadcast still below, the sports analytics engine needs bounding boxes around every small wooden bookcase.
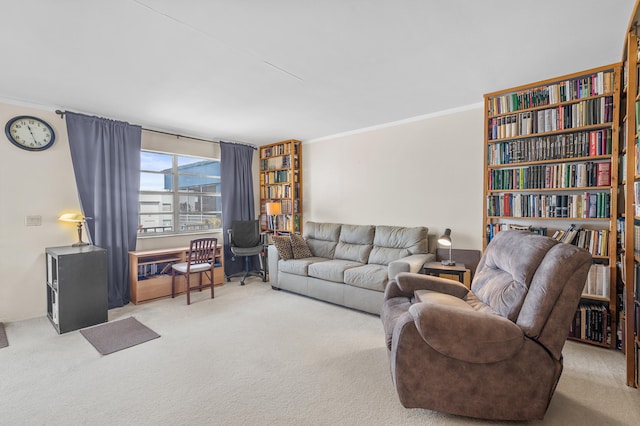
[129,246,224,304]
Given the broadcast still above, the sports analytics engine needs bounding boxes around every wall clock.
[5,115,56,151]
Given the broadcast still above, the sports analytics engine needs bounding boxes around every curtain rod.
[54,109,257,150]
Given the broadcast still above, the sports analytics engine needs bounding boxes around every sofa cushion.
[344,264,389,291]
[334,224,375,263]
[369,226,429,265]
[279,257,330,276]
[291,234,313,259]
[272,236,293,260]
[304,222,341,258]
[308,259,364,283]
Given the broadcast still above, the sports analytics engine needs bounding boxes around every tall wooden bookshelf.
[621,0,640,388]
[483,64,621,350]
[259,139,303,234]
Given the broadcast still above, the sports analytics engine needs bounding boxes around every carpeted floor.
[1,279,639,425]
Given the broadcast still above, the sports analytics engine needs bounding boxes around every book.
[596,162,611,186]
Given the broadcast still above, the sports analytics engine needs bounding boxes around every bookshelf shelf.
[259,139,303,235]
[484,63,621,352]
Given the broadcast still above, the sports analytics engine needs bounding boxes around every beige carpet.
[1,279,639,425]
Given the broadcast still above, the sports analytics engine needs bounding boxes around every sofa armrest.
[409,300,524,363]
[268,245,280,285]
[395,272,469,299]
[388,253,435,279]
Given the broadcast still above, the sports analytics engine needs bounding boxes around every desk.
[422,261,467,284]
[129,245,224,304]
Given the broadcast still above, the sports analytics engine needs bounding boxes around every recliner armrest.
[395,272,469,299]
[409,299,524,363]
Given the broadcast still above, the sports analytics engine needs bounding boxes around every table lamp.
[59,213,89,247]
[265,202,282,233]
[438,228,455,266]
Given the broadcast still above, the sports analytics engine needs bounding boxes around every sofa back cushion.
[368,226,429,265]
[334,224,375,263]
[303,222,342,258]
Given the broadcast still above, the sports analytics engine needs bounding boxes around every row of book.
[581,263,611,297]
[260,199,299,215]
[551,225,610,258]
[263,214,301,233]
[633,263,640,302]
[485,227,611,291]
[485,224,547,244]
[261,143,293,158]
[488,161,611,190]
[568,303,610,345]
[486,192,611,219]
[487,129,612,165]
[488,71,615,115]
[261,169,292,184]
[634,182,640,217]
[261,183,294,199]
[634,219,640,258]
[138,261,174,279]
[488,96,614,141]
[260,155,291,171]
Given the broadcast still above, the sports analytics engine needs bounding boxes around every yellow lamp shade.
[58,213,85,223]
[265,202,282,216]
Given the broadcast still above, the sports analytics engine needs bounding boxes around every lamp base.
[72,241,89,247]
[441,259,456,266]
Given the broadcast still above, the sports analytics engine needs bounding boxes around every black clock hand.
[26,125,38,144]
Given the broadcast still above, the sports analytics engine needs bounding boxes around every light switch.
[25,215,42,226]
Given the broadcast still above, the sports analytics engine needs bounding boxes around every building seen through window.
[139,151,221,235]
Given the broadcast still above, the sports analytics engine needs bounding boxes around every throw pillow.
[291,234,313,259]
[273,236,293,260]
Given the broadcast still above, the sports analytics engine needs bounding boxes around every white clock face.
[6,116,55,151]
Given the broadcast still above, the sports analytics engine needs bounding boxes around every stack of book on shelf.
[486,192,610,219]
[488,161,610,190]
[488,97,614,140]
[582,263,611,298]
[634,220,640,258]
[488,70,614,115]
[569,303,610,345]
[138,262,173,280]
[551,224,609,257]
[487,129,612,165]
[485,224,546,243]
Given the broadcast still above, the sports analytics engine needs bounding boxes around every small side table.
[422,261,467,285]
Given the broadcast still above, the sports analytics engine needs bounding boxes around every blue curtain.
[65,112,141,308]
[220,141,258,276]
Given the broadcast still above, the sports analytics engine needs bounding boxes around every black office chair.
[226,220,266,285]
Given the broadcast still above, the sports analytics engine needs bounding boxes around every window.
[138,151,221,235]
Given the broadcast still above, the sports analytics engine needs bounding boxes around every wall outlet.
[25,215,42,226]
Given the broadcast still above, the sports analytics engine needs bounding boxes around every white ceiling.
[0,0,636,145]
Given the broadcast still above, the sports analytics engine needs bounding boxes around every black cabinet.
[46,246,108,334]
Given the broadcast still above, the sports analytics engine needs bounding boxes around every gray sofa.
[268,221,434,315]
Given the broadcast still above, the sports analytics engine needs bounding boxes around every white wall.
[302,105,485,251]
[0,103,80,322]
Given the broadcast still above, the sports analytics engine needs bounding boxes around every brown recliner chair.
[381,230,592,421]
